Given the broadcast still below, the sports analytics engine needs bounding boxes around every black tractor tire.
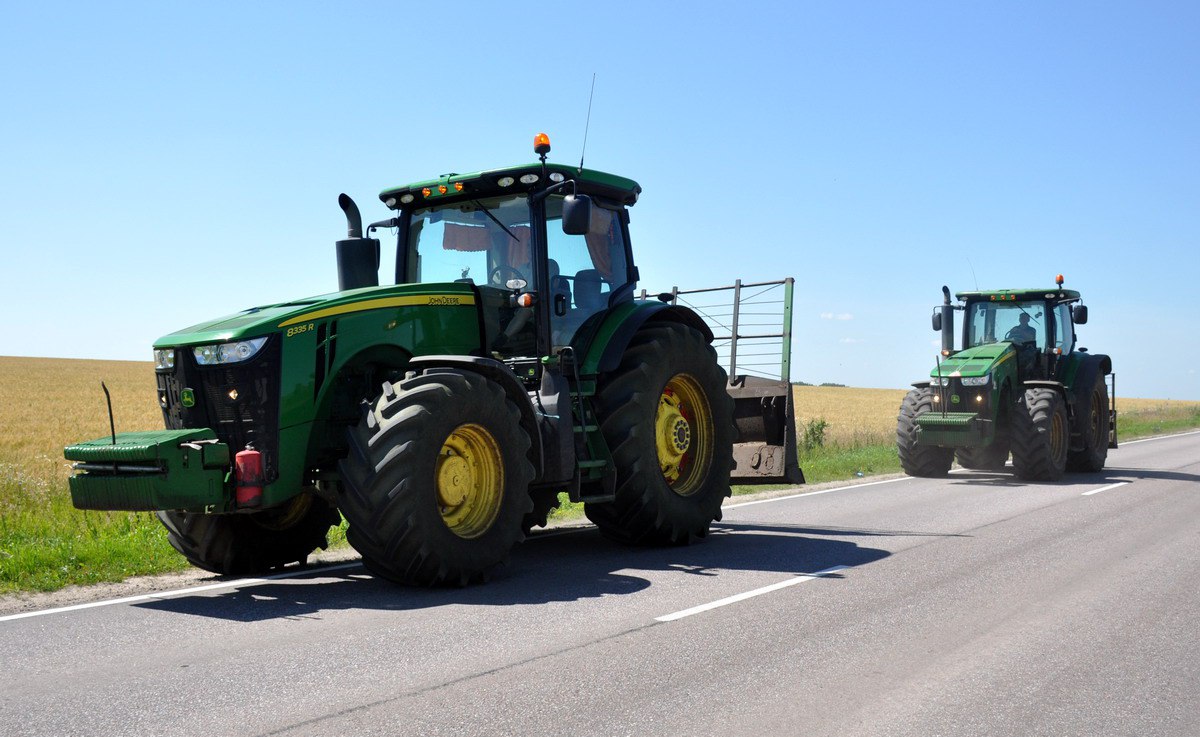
[955,442,1010,471]
[1067,374,1110,472]
[156,494,340,576]
[337,370,535,586]
[584,324,734,545]
[522,487,562,534]
[1010,387,1069,481]
[896,387,954,477]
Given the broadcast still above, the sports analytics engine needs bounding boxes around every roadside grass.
[1115,401,1200,440]
[2,356,1198,595]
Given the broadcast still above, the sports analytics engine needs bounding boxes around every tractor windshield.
[966,300,1046,349]
[407,194,534,288]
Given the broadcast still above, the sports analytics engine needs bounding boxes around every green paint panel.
[916,412,978,428]
[154,283,478,348]
[579,301,658,375]
[931,343,1016,379]
[915,412,989,447]
[66,429,230,511]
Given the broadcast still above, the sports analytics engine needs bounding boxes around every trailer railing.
[638,277,802,484]
[638,277,794,383]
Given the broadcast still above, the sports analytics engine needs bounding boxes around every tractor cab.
[955,278,1085,383]
[333,134,642,384]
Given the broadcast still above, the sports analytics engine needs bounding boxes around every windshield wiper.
[472,200,519,242]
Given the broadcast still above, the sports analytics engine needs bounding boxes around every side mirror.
[1073,304,1088,324]
[562,194,593,236]
[931,311,942,331]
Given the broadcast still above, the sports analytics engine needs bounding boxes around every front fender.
[405,355,544,476]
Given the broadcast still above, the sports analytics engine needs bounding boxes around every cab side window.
[545,199,630,347]
[1054,304,1075,354]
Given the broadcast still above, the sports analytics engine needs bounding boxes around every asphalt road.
[3,431,1199,737]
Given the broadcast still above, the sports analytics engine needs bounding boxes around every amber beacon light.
[534,132,551,155]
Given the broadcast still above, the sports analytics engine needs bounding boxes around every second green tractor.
[897,277,1116,481]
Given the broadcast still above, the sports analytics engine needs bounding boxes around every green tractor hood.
[930,343,1016,380]
[153,282,478,348]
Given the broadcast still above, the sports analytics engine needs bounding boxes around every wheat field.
[1,357,1196,478]
[0,357,162,480]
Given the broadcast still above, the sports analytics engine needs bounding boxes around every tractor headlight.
[929,377,950,386]
[153,349,175,370]
[960,375,990,387]
[193,337,269,366]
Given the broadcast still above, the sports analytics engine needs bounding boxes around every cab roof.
[955,287,1082,304]
[379,162,642,209]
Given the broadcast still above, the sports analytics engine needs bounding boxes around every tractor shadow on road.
[947,465,1200,488]
[1090,467,1200,484]
[134,522,896,623]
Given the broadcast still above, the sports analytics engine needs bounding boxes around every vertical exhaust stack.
[336,194,380,292]
[940,285,955,354]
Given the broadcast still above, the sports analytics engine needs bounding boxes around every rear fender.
[580,301,713,376]
[1064,353,1114,447]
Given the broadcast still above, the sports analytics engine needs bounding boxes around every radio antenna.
[578,73,596,173]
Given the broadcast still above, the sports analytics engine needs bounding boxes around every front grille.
[157,338,281,484]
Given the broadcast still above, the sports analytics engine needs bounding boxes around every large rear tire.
[584,324,734,545]
[337,370,535,586]
[1011,388,1069,481]
[156,494,340,575]
[1066,375,1110,472]
[896,388,954,477]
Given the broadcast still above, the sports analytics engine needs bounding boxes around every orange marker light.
[438,184,448,195]
[421,187,431,197]
[534,132,551,155]
[454,182,464,192]
[516,293,535,308]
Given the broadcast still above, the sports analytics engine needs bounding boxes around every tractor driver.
[1006,313,1037,344]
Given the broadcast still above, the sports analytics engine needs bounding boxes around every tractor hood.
[153,283,477,348]
[929,343,1016,380]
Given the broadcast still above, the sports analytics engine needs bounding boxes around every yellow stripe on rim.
[278,294,476,327]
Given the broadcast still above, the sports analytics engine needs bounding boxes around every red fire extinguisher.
[235,444,264,508]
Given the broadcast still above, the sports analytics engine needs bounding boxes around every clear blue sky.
[2,2,1197,399]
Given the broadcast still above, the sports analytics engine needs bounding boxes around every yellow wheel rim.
[1051,409,1068,465]
[436,423,504,539]
[1088,389,1104,448]
[253,493,311,531]
[656,374,713,496]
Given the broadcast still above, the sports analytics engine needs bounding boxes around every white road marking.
[1118,429,1200,446]
[655,565,850,622]
[1082,482,1130,496]
[0,561,361,624]
[724,476,912,510]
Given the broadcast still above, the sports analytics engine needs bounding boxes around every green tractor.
[65,134,801,585]
[897,276,1116,481]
